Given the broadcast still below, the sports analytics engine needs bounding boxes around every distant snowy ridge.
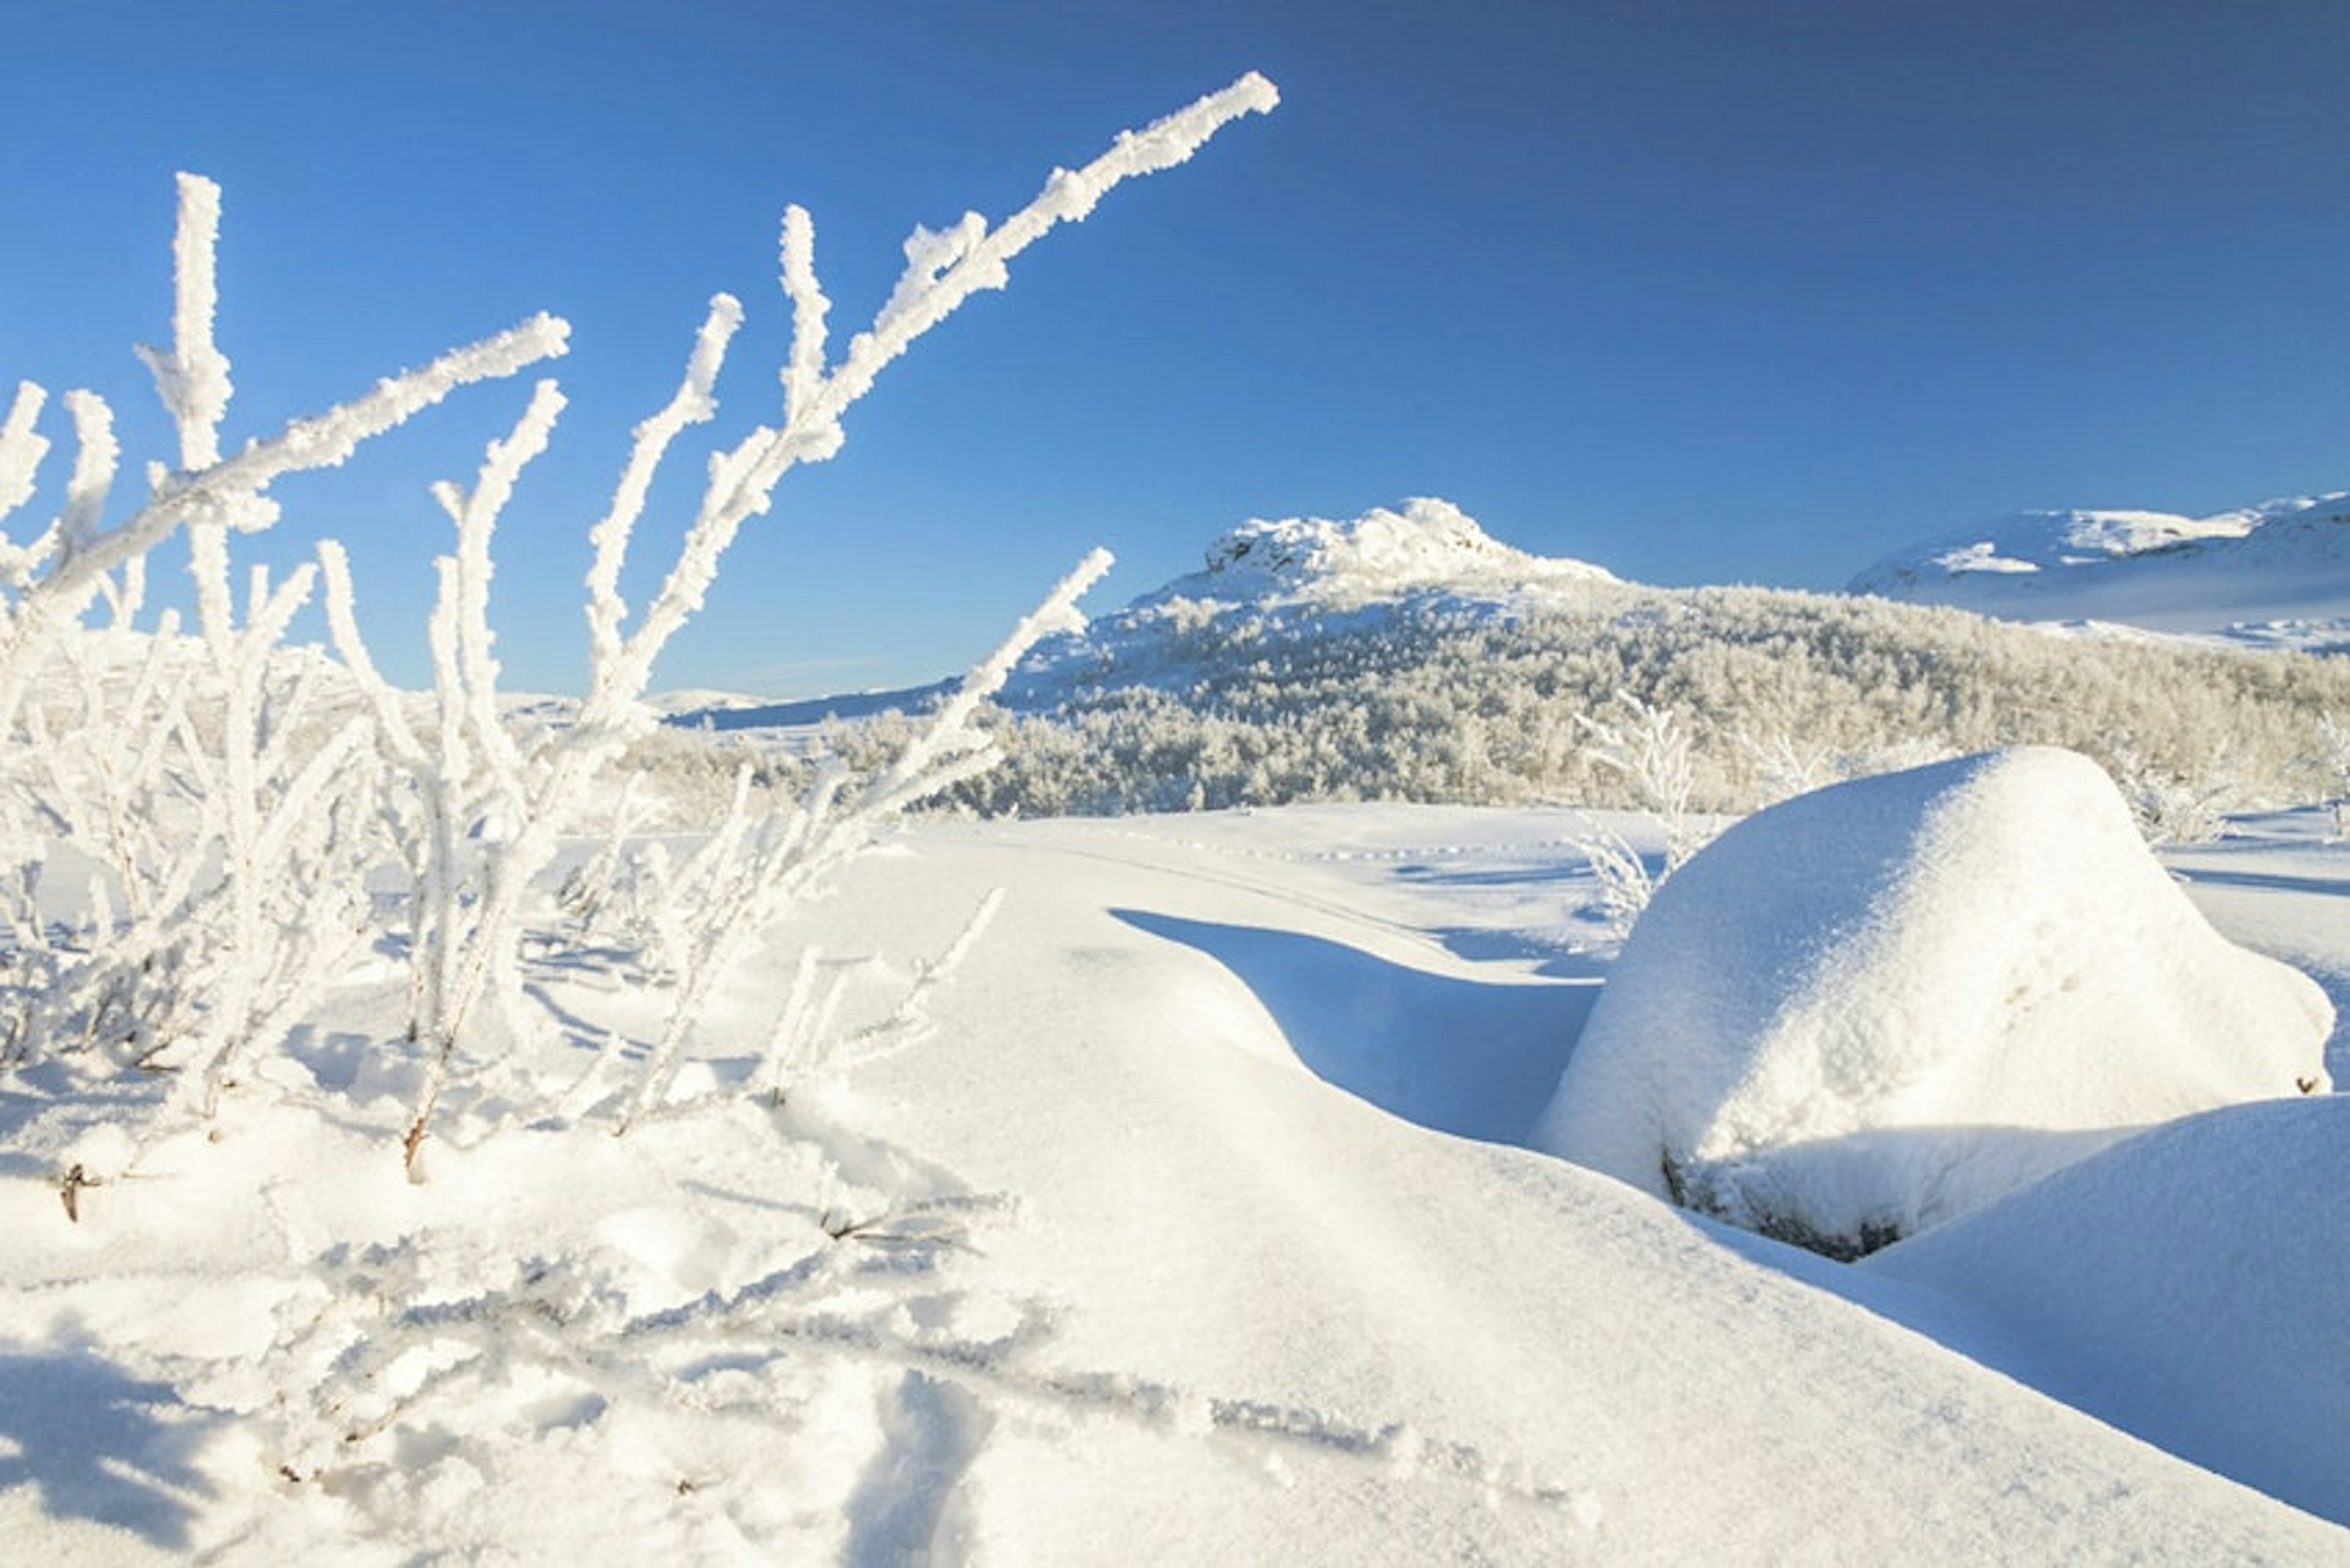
[1849,493,2350,647]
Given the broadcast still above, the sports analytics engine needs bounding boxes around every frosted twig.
[133,173,234,473]
[0,383,48,526]
[857,548,1111,819]
[57,391,120,562]
[584,296,741,676]
[577,72,1276,740]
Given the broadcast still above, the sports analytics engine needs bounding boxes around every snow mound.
[1160,498,1617,603]
[1532,747,2333,1257]
[1865,1094,2350,1526]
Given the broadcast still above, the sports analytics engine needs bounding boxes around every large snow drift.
[1533,747,2332,1256]
[1864,1094,2350,1526]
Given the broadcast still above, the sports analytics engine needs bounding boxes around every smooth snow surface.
[1865,1094,2350,1527]
[1534,748,2332,1256]
[4,804,2347,1559]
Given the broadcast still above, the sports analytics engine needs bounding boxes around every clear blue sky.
[7,1,2350,695]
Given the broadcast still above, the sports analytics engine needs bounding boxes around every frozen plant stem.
[0,171,561,1143]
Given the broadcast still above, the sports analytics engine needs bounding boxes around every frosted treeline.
[928,584,2350,827]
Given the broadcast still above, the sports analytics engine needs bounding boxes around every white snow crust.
[1532,747,2333,1255]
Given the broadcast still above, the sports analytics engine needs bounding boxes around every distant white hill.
[1849,493,2350,651]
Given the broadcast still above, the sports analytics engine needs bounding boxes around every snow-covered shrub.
[2108,737,2245,845]
[1567,692,1715,938]
[316,68,1278,1174]
[1532,747,2332,1259]
[0,177,561,1113]
[2309,711,2350,838]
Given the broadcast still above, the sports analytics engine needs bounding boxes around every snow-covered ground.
[4,799,2344,1561]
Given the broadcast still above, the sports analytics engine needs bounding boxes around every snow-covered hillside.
[673,500,2350,824]
[1849,493,2350,649]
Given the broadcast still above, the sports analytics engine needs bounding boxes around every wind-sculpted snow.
[1865,1094,2350,1527]
[1533,747,2333,1258]
[3,804,2347,1558]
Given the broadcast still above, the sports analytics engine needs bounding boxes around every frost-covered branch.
[0,167,567,726]
[574,71,1277,747]
[607,550,1109,1135]
[135,173,234,474]
[0,383,49,527]
[1579,692,1709,872]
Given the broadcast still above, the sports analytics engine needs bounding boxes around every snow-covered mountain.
[1849,493,2350,649]
[671,498,1622,730]
[993,497,1619,707]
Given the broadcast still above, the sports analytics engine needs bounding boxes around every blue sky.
[7,1,2350,695]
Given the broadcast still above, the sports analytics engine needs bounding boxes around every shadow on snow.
[1114,909,1595,1148]
[0,1340,218,1550]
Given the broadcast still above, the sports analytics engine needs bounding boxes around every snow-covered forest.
[962,521,2350,828]
[3,72,2348,1564]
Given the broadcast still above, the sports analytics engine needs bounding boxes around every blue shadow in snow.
[0,1345,217,1548]
[1114,909,1596,1148]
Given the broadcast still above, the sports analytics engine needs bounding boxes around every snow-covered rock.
[1532,747,2333,1257]
[1152,497,1617,605]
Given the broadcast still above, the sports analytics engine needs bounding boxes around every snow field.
[1,802,2346,1558]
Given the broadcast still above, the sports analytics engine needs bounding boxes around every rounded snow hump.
[1534,745,2333,1258]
